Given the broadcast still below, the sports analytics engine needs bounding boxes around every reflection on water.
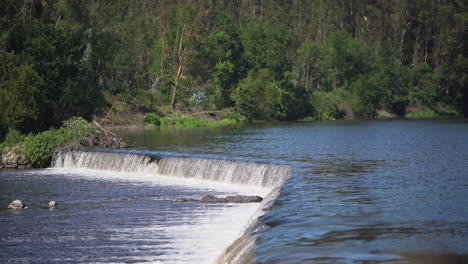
[119,119,468,264]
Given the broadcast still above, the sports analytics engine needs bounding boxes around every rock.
[173,198,196,202]
[0,164,4,169]
[25,164,32,168]
[49,201,57,207]
[5,163,18,169]
[199,195,264,203]
[8,200,27,210]
[223,195,263,203]
[18,165,26,169]
[2,151,19,164]
[200,195,225,203]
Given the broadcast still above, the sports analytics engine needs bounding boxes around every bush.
[143,113,161,126]
[25,129,66,167]
[0,129,26,151]
[61,117,96,145]
[24,117,97,167]
[232,69,281,121]
[160,117,173,126]
[406,110,439,118]
[173,115,209,128]
[221,118,239,125]
[310,89,352,120]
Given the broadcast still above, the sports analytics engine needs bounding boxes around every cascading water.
[51,149,291,264]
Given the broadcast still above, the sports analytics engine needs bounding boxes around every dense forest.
[1,0,466,136]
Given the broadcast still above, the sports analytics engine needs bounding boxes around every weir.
[52,149,292,264]
[53,149,291,189]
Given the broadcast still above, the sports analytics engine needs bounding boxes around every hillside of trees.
[1,0,466,136]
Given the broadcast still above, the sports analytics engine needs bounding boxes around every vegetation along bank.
[1,1,466,163]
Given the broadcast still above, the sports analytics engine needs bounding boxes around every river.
[1,119,467,263]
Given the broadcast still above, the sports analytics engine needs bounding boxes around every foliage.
[0,0,465,131]
[61,117,96,145]
[0,52,44,132]
[311,91,345,121]
[160,117,173,126]
[0,129,26,151]
[22,117,97,167]
[143,113,161,126]
[221,118,239,126]
[406,111,440,118]
[25,129,67,167]
[172,115,218,129]
[232,69,281,121]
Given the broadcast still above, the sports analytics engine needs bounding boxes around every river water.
[1,119,467,263]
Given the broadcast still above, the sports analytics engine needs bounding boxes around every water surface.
[120,119,468,263]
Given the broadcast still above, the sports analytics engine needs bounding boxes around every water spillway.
[53,149,291,189]
[50,149,292,264]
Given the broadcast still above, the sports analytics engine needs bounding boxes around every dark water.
[119,119,468,264]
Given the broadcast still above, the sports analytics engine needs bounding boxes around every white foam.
[43,168,270,197]
[47,150,292,263]
[36,168,264,264]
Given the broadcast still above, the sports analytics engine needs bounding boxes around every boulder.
[200,195,263,203]
[200,195,225,203]
[223,195,263,203]
[49,201,57,208]
[18,165,26,169]
[8,200,27,210]
[5,163,18,169]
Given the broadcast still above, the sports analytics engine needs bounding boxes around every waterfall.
[53,150,159,174]
[158,156,291,188]
[52,149,291,264]
[53,150,291,189]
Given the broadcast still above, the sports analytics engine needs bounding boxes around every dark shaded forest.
[1,0,466,135]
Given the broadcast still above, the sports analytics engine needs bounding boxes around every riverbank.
[0,117,127,169]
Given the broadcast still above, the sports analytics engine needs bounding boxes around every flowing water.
[1,119,467,263]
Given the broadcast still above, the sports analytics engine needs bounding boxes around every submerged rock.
[200,195,225,203]
[200,195,263,203]
[224,195,263,203]
[8,200,27,210]
[173,198,196,202]
[175,195,264,203]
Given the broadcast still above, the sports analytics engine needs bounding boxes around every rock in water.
[200,195,225,203]
[173,198,196,202]
[49,201,57,207]
[224,195,263,203]
[8,200,27,209]
[199,195,264,203]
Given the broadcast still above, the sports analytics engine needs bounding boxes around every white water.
[50,150,291,263]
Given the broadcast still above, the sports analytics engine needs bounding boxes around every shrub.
[143,113,161,126]
[61,117,96,145]
[174,115,209,128]
[0,129,26,151]
[160,117,173,126]
[221,118,239,125]
[406,110,439,118]
[310,90,347,120]
[25,129,66,167]
[24,117,97,167]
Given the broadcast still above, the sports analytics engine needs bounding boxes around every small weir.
[51,149,292,263]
